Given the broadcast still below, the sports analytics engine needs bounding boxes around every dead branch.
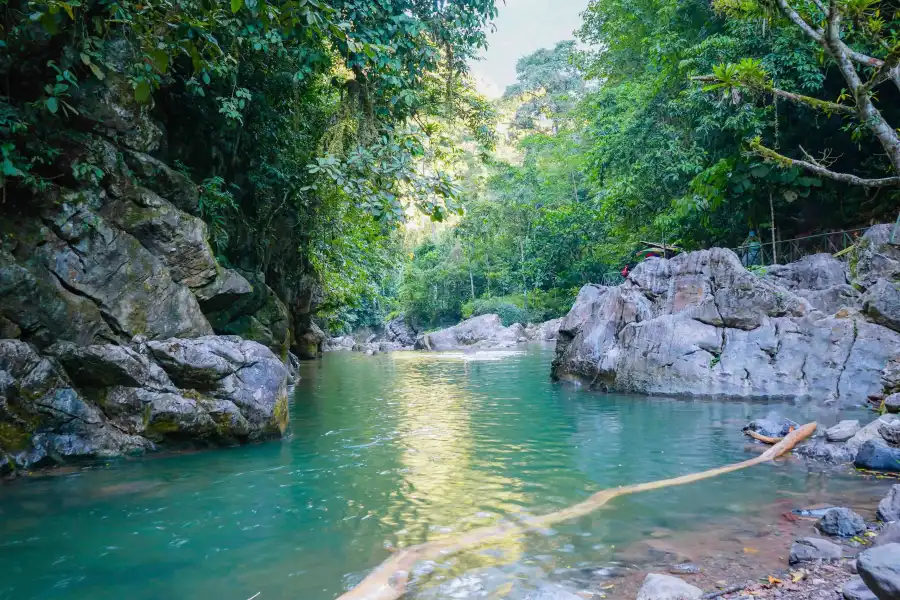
[337,423,818,600]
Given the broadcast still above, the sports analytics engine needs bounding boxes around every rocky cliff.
[552,226,900,405]
[0,56,317,473]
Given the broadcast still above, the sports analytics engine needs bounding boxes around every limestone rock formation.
[0,336,287,473]
[385,315,418,347]
[552,243,900,405]
[764,253,859,314]
[0,56,298,472]
[415,314,528,350]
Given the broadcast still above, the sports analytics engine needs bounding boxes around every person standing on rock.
[742,229,762,267]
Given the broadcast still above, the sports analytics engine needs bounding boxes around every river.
[0,345,892,599]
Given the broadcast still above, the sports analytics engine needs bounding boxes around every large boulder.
[855,440,900,473]
[863,280,900,333]
[878,486,900,523]
[854,225,900,290]
[527,317,563,341]
[385,315,418,347]
[765,253,850,291]
[0,340,152,470]
[0,336,288,472]
[552,245,900,404]
[415,314,528,350]
[847,415,900,456]
[145,336,289,436]
[857,543,900,600]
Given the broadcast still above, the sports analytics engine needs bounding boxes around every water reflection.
[0,346,893,600]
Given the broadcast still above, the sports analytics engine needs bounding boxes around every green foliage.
[1,0,499,334]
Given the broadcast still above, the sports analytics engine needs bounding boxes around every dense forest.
[2,0,898,335]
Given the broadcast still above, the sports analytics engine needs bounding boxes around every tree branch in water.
[337,423,818,600]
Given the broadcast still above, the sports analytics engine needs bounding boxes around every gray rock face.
[828,420,862,442]
[847,416,900,456]
[864,280,900,334]
[385,316,418,347]
[818,508,867,537]
[39,194,213,340]
[844,575,878,600]
[855,440,900,473]
[0,340,152,469]
[527,318,563,341]
[765,254,859,314]
[857,543,900,600]
[204,272,292,357]
[635,573,702,600]
[876,522,900,546]
[885,394,900,414]
[789,537,843,564]
[765,253,850,291]
[881,421,900,446]
[854,225,900,290]
[878,486,900,523]
[553,245,900,404]
[0,336,287,471]
[123,150,199,214]
[416,314,529,350]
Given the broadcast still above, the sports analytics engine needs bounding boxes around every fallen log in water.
[337,422,817,600]
[745,430,784,444]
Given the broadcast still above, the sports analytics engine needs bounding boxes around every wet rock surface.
[0,336,287,472]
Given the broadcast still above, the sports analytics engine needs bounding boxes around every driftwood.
[337,422,817,600]
[745,430,784,444]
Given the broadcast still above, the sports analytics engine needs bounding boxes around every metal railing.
[729,228,867,267]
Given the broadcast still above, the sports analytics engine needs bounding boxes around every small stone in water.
[668,563,701,575]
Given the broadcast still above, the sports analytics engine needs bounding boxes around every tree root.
[337,422,817,600]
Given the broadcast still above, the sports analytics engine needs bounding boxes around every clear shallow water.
[0,346,891,600]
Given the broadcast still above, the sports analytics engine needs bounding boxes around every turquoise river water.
[0,345,893,600]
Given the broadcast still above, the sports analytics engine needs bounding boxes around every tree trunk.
[769,191,777,265]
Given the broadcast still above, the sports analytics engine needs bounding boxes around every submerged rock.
[818,508,867,538]
[789,537,843,564]
[746,412,799,438]
[636,573,702,600]
[857,543,900,600]
[551,239,900,405]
